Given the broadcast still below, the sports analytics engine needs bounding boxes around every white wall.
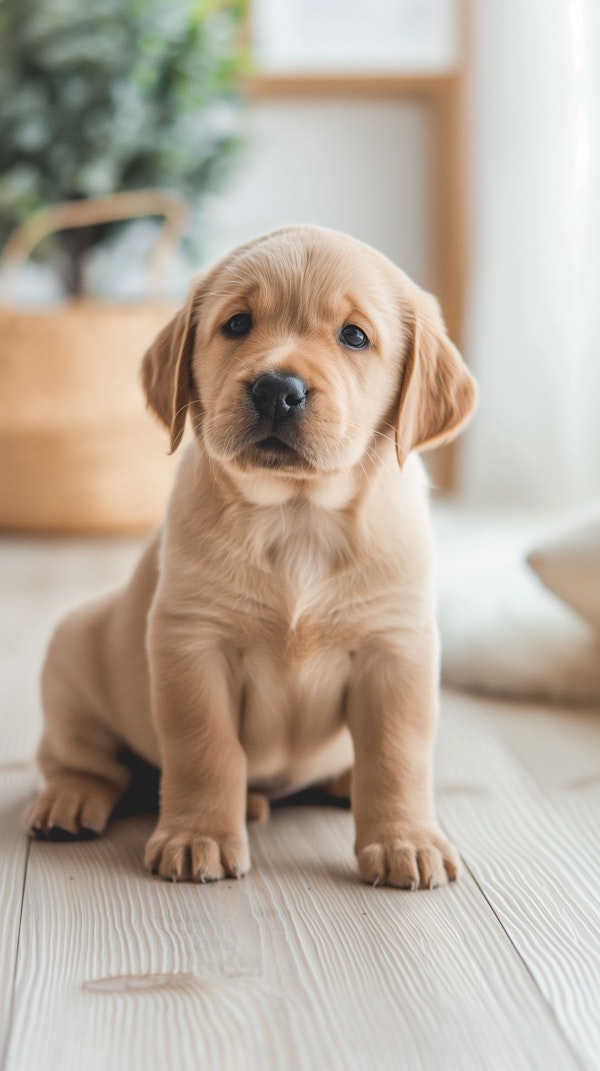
[202,97,434,289]
[461,0,600,508]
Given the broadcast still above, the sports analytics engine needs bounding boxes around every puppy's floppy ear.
[141,294,197,454]
[395,289,477,468]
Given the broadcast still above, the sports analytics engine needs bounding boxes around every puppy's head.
[142,226,476,482]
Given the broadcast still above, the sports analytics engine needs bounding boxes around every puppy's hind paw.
[25,776,119,840]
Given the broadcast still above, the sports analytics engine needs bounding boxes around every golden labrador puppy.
[27,226,476,889]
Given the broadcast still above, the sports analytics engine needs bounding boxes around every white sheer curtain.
[461,0,600,509]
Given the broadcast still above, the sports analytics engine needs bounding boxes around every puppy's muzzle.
[250,372,308,428]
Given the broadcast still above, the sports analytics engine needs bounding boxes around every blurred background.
[0,0,599,744]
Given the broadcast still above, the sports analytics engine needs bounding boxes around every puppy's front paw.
[357,831,460,890]
[144,824,250,883]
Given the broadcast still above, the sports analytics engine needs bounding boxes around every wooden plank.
[426,67,467,496]
[0,767,36,1065]
[6,802,574,1071]
[472,698,600,795]
[243,74,453,100]
[436,691,600,1071]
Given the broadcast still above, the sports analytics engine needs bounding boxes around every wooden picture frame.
[241,2,468,491]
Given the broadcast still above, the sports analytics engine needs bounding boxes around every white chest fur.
[231,488,359,794]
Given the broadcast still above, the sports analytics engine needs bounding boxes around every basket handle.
[0,189,191,299]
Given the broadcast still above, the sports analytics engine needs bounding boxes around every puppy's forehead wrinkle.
[206,238,392,335]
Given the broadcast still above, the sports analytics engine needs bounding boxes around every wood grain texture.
[0,767,36,1064]
[436,692,600,1071]
[4,536,599,1069]
[6,803,575,1071]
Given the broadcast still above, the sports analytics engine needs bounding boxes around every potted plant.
[0,0,246,532]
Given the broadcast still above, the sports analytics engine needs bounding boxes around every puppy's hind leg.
[246,792,270,823]
[27,670,131,841]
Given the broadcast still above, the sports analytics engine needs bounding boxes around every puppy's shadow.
[112,748,160,820]
[114,749,352,820]
[270,787,350,812]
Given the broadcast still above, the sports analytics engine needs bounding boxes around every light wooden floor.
[1,536,599,1071]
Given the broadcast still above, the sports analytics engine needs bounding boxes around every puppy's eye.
[339,324,369,349]
[222,313,252,338]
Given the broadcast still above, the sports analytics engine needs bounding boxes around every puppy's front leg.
[144,622,249,883]
[348,629,460,890]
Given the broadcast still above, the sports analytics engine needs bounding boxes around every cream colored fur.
[27,226,476,889]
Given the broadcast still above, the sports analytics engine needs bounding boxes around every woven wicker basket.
[0,191,189,533]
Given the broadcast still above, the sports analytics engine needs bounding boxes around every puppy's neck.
[210,459,365,590]
[224,466,361,511]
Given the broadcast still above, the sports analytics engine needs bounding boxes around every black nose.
[250,372,308,423]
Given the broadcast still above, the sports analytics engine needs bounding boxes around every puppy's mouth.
[255,436,295,455]
[248,433,307,470]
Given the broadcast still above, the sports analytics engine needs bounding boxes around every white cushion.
[435,507,600,706]
[527,517,600,630]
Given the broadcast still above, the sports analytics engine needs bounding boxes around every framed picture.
[251,0,459,76]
